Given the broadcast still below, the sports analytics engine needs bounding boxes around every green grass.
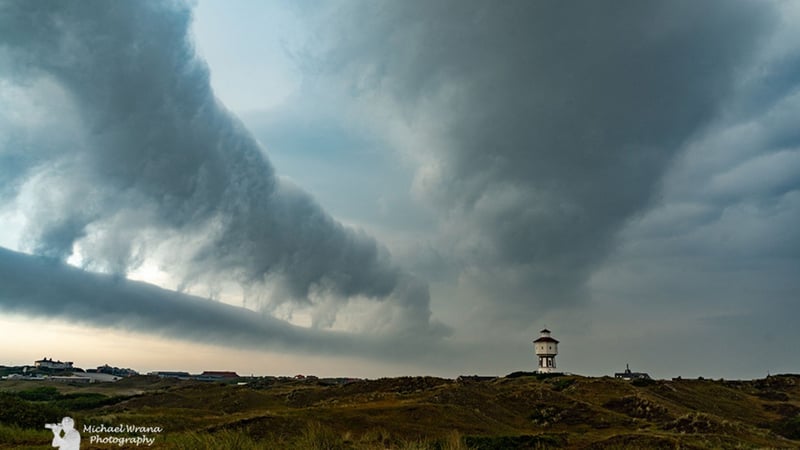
[0,423,53,449]
[159,424,471,449]
[163,429,265,450]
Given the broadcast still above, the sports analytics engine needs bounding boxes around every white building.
[533,328,559,373]
[614,364,651,381]
[34,357,73,370]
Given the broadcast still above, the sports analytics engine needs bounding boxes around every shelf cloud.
[0,247,438,360]
[0,1,442,337]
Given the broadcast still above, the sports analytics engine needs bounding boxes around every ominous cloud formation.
[0,1,438,335]
[1,0,798,377]
[314,0,775,315]
[0,246,439,360]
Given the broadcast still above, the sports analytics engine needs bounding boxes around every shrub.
[529,405,563,425]
[774,415,800,440]
[550,379,575,392]
[603,396,670,421]
[16,386,61,401]
[55,392,123,410]
[0,392,67,429]
[464,434,567,449]
[631,378,656,387]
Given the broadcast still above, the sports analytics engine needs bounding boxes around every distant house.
[201,371,239,378]
[194,371,240,381]
[149,371,191,379]
[318,377,361,386]
[96,364,138,377]
[34,357,73,370]
[82,372,121,383]
[615,364,651,381]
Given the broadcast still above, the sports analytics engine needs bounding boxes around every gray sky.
[0,0,798,379]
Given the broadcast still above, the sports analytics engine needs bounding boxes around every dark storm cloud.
[316,0,776,313]
[0,247,437,359]
[0,1,440,335]
[565,4,800,376]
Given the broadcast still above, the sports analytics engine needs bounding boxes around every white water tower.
[533,328,559,373]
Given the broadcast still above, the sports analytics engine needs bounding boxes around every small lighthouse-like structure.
[533,328,559,373]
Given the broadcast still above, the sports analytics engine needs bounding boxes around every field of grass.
[1,374,799,449]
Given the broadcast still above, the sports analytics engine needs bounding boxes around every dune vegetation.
[1,373,799,449]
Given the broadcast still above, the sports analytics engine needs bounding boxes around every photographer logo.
[44,420,162,447]
[45,417,80,450]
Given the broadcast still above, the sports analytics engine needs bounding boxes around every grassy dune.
[1,374,799,449]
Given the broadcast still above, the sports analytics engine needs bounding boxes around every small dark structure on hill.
[615,364,651,381]
[456,375,497,382]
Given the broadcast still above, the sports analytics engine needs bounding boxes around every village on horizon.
[4,328,752,385]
